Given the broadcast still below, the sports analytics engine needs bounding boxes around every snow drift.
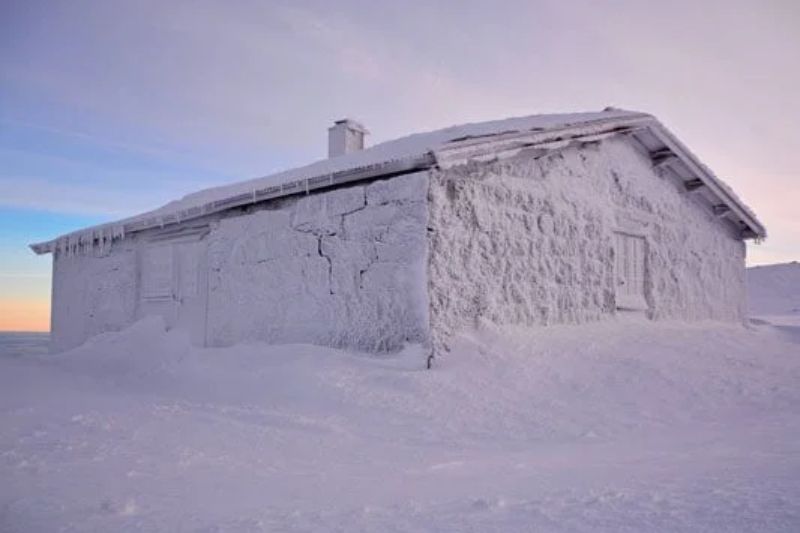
[2,309,799,531]
[748,261,800,316]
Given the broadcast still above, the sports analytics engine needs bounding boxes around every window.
[614,232,647,310]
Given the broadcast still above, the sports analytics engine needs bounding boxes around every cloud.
[0,174,193,217]
[1,178,139,217]
[1,1,499,152]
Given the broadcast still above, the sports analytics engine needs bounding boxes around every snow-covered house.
[31,109,766,353]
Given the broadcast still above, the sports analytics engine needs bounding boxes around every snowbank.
[2,314,799,531]
[747,261,800,316]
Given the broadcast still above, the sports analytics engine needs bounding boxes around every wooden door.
[614,232,647,310]
[139,237,208,345]
[174,240,207,345]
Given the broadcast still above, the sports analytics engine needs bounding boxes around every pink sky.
[1,0,798,331]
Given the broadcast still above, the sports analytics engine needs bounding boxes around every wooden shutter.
[141,245,174,300]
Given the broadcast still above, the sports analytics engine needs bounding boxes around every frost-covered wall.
[49,136,747,355]
[51,243,138,352]
[205,172,430,352]
[49,172,430,353]
[427,136,746,351]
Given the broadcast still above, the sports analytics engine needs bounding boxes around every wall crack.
[317,236,335,295]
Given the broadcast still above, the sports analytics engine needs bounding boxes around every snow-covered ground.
[1,268,799,531]
[748,261,800,317]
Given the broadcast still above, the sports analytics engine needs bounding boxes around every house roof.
[31,108,766,255]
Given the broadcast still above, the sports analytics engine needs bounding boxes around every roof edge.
[30,154,436,255]
[434,115,765,240]
[30,110,766,254]
[645,124,766,239]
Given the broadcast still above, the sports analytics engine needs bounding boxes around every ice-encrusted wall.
[205,172,430,352]
[48,136,747,355]
[51,243,138,352]
[427,136,746,351]
[49,172,430,353]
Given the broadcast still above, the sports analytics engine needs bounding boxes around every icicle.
[100,228,107,255]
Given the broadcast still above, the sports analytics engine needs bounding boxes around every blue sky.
[1,0,798,329]
[0,208,102,298]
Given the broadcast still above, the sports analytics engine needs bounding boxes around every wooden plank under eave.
[712,204,731,217]
[741,228,759,239]
[684,179,704,192]
[654,154,679,168]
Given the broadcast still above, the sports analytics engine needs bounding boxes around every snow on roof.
[30,108,765,255]
[150,108,644,219]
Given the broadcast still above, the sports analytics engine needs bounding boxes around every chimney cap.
[331,118,369,134]
[328,118,368,158]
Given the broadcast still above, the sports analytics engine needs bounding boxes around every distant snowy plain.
[1,263,798,532]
